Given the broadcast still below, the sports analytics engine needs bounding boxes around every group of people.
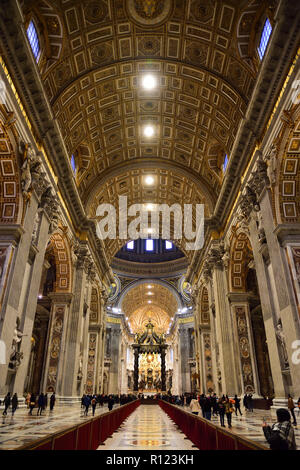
[1,392,19,416]
[1,391,56,416]
[163,392,300,450]
[188,393,243,428]
[80,393,136,416]
[25,392,56,415]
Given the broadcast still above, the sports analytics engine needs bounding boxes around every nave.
[1,399,298,450]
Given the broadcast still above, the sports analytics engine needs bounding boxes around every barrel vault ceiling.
[20,0,275,260]
[121,282,178,334]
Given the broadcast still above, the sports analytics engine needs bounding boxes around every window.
[70,154,76,175]
[223,153,229,172]
[258,18,272,60]
[26,20,40,62]
[165,240,173,250]
[145,239,154,251]
[126,241,134,250]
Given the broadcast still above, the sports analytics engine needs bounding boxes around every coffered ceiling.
[122,282,178,333]
[20,0,272,258]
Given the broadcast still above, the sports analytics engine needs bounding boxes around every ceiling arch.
[88,167,210,263]
[121,281,179,334]
[22,0,264,215]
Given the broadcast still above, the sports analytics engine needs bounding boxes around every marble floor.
[0,401,119,450]
[97,405,196,451]
[0,401,299,450]
[181,405,300,449]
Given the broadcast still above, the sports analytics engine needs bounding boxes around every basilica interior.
[0,0,299,452]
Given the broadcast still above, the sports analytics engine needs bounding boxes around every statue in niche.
[276,319,289,368]
[266,143,277,186]
[77,352,83,381]
[257,210,266,244]
[8,317,26,371]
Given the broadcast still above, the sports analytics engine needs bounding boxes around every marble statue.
[276,320,289,368]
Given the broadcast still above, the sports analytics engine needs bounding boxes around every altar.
[132,319,168,393]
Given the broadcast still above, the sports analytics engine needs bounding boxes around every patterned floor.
[182,405,300,449]
[0,401,299,450]
[0,402,118,450]
[97,405,196,450]
[98,404,300,450]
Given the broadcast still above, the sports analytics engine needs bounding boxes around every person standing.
[224,396,234,428]
[199,394,205,418]
[262,408,297,450]
[44,393,48,410]
[288,394,297,425]
[243,393,249,411]
[28,393,36,415]
[25,392,31,408]
[91,396,97,416]
[234,395,243,416]
[37,392,45,416]
[50,393,56,411]
[203,395,212,421]
[11,393,18,416]
[108,395,114,411]
[83,394,91,416]
[218,395,226,427]
[189,395,200,415]
[247,394,254,412]
[2,392,11,415]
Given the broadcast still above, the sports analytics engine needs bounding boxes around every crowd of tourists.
[80,393,136,416]
[1,391,56,416]
[162,392,299,450]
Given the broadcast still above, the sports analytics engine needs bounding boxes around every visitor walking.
[199,394,205,418]
[211,393,218,416]
[50,393,56,411]
[37,392,45,415]
[189,395,200,415]
[247,394,254,412]
[83,394,91,416]
[218,395,226,427]
[224,396,234,428]
[28,393,36,415]
[234,395,243,416]
[243,393,249,411]
[262,408,297,450]
[25,392,31,408]
[288,394,297,425]
[108,395,114,411]
[11,393,18,416]
[81,394,85,409]
[2,392,11,415]
[91,395,97,416]
[203,395,212,421]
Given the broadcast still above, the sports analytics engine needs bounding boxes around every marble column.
[248,215,286,403]
[12,208,52,395]
[161,347,166,392]
[259,190,300,402]
[108,326,121,394]
[42,292,73,396]
[0,171,54,395]
[207,243,239,395]
[179,327,190,393]
[228,294,261,397]
[60,242,89,399]
[133,347,139,392]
